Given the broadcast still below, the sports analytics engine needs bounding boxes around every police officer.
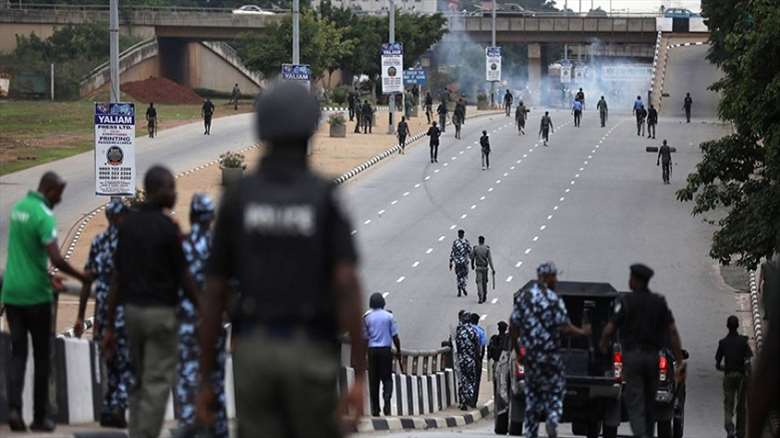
[503,90,513,117]
[175,193,228,438]
[146,102,157,138]
[480,130,491,170]
[397,116,410,154]
[716,315,752,438]
[427,121,441,163]
[683,92,693,123]
[362,100,374,134]
[348,88,358,121]
[424,91,433,124]
[354,100,364,134]
[539,111,554,146]
[196,81,367,438]
[437,101,448,133]
[572,99,583,128]
[599,264,686,438]
[453,98,466,140]
[575,87,585,108]
[515,100,529,135]
[75,199,131,428]
[647,104,658,139]
[364,293,402,417]
[597,96,608,128]
[657,139,672,184]
[202,98,215,135]
[471,236,495,304]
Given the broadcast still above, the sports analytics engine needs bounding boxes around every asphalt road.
[661,44,721,120]
[0,112,256,266]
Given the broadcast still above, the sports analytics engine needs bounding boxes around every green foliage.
[676,0,780,268]
[219,151,247,169]
[328,113,346,126]
[332,85,349,105]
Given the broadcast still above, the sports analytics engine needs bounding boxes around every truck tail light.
[659,355,668,382]
[613,351,623,382]
[516,346,526,379]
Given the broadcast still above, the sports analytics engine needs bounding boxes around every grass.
[0,97,250,176]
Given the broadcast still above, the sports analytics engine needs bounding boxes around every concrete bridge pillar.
[527,43,542,105]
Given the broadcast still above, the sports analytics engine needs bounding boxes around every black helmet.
[255,80,320,143]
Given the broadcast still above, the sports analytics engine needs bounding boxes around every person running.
[657,139,672,184]
[510,262,590,438]
[453,98,466,139]
[717,315,752,438]
[471,236,495,304]
[397,116,410,154]
[174,193,229,438]
[599,264,686,438]
[202,98,215,135]
[437,101,448,133]
[427,121,441,163]
[480,130,491,170]
[363,293,402,417]
[683,92,693,123]
[74,200,131,428]
[424,92,433,124]
[449,229,472,297]
[572,99,583,128]
[455,310,480,410]
[515,100,529,135]
[647,104,658,139]
[146,102,157,138]
[540,111,554,146]
[231,83,241,110]
[103,165,200,438]
[3,172,88,432]
[196,82,367,437]
[597,96,608,127]
[503,89,514,116]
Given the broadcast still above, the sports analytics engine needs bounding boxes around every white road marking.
[570,181,576,185]
[540,225,546,231]
[503,172,509,177]
[450,224,457,230]
[496,179,502,184]
[378,210,385,215]
[434,169,440,173]
[451,157,457,161]
[554,205,558,210]
[459,151,464,155]
[412,261,420,268]
[426,248,434,254]
[524,248,532,254]
[364,219,372,225]
[575,174,580,178]
[528,148,533,152]
[515,261,523,267]
[397,276,405,283]
[424,176,431,181]
[547,214,554,220]
[391,200,398,205]
[532,236,539,242]
[510,166,515,170]
[480,196,486,201]
[470,204,477,210]
[480,314,488,321]
[403,192,410,196]
[415,183,421,188]
[444,163,449,167]
[506,275,513,282]
[579,167,584,171]
[438,235,446,241]
[565,188,571,193]
[516,160,522,164]
[351,230,357,235]
[560,196,565,201]
[491,298,498,304]
[382,292,390,298]
[460,214,468,219]
[488,187,494,192]
[467,146,472,149]
[584,160,589,165]
[588,155,593,159]
[523,154,528,158]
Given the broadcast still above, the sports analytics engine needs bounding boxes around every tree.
[676,0,780,268]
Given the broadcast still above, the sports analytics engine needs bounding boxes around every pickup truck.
[494,281,624,438]
[494,280,688,437]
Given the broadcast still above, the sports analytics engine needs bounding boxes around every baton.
[492,271,496,290]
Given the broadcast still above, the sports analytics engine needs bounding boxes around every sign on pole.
[281,64,312,90]
[485,47,502,82]
[94,102,136,196]
[560,63,572,84]
[403,69,427,86]
[381,42,404,94]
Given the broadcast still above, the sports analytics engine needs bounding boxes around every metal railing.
[4,2,290,14]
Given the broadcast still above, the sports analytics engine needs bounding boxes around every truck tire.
[586,421,602,438]
[509,421,523,436]
[603,425,618,438]
[657,420,673,438]
[495,411,509,435]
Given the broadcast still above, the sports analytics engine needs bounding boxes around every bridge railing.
[4,2,290,14]
[441,11,664,18]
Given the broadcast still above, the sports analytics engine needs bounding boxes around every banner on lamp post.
[381,42,404,94]
[94,102,136,196]
[281,64,312,90]
[486,46,501,82]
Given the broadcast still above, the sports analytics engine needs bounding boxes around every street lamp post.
[388,0,396,134]
[109,0,119,103]
[490,0,496,108]
[292,0,300,64]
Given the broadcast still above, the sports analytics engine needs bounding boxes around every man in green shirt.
[2,171,87,432]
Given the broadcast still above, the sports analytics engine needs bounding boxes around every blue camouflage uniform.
[450,237,472,294]
[175,193,228,437]
[510,263,570,438]
[84,200,132,419]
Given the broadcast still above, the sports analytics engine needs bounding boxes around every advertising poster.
[486,46,502,82]
[94,102,135,196]
[281,64,312,90]
[381,42,404,94]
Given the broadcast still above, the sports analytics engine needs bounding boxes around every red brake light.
[659,356,668,370]
[613,351,623,382]
[613,351,623,364]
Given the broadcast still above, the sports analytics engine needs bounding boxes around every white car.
[232,5,275,15]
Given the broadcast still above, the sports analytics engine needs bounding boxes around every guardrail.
[3,2,290,14]
[441,11,666,18]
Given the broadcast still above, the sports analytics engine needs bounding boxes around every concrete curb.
[748,271,764,350]
[356,401,493,432]
[666,41,706,49]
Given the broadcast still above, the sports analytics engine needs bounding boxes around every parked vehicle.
[655,349,689,438]
[232,5,275,15]
[663,8,695,18]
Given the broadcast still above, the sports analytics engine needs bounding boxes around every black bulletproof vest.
[231,169,338,338]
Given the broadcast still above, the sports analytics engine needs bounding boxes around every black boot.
[8,410,26,432]
[29,417,55,432]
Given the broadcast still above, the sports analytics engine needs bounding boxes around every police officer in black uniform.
[599,264,686,438]
[196,81,368,438]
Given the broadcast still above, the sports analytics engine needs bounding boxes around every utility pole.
[109,0,120,103]
[490,0,496,108]
[579,0,582,13]
[388,0,395,134]
[292,0,300,64]
[50,63,54,101]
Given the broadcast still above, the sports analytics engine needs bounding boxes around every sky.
[558,0,701,13]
